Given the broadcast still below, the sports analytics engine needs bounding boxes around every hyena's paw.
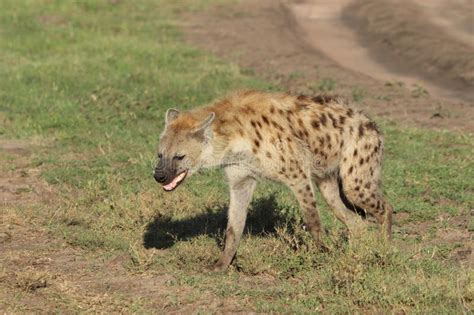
[303,225,330,252]
[316,240,331,253]
[206,260,229,272]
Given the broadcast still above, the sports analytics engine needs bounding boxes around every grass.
[0,0,473,313]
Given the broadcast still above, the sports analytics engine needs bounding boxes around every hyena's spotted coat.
[155,90,393,271]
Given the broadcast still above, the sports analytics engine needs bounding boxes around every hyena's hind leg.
[316,175,367,237]
[340,138,393,239]
[288,176,327,249]
[211,167,257,272]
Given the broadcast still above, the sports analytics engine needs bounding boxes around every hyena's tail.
[338,122,393,239]
[336,176,366,219]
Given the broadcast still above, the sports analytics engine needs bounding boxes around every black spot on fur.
[365,121,379,132]
[328,112,338,128]
[346,108,354,118]
[312,94,337,104]
[339,115,346,125]
[272,120,283,131]
[320,113,327,127]
[318,137,325,146]
[359,124,365,138]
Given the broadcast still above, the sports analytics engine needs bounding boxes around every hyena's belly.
[252,135,342,182]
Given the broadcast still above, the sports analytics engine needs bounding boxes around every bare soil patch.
[395,212,473,267]
[183,0,474,133]
[0,140,52,206]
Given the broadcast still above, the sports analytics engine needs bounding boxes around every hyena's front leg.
[211,167,257,271]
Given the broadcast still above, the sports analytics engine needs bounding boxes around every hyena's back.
[198,90,379,175]
[195,90,392,235]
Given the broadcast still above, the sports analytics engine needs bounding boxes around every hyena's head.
[154,108,215,191]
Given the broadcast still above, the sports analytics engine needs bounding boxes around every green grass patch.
[1,0,472,313]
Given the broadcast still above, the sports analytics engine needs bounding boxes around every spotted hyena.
[154,90,393,271]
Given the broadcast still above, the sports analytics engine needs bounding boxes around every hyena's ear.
[193,112,215,141]
[165,108,180,126]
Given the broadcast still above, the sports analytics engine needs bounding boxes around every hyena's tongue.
[163,171,187,191]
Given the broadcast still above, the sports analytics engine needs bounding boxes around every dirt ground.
[183,0,474,133]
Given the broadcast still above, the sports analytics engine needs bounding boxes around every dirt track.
[291,0,474,101]
[183,0,474,133]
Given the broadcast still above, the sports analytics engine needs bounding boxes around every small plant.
[411,84,429,98]
[376,95,391,101]
[385,80,404,88]
[315,78,337,92]
[352,86,366,102]
[288,71,304,80]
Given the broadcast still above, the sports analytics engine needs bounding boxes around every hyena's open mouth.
[162,170,188,192]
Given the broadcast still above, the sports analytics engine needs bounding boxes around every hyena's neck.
[200,133,232,169]
[195,99,248,169]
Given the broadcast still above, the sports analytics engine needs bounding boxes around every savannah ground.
[0,0,473,313]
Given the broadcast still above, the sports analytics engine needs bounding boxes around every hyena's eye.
[173,154,185,161]
[158,153,163,159]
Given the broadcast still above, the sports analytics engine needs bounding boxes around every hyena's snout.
[154,160,173,184]
[154,159,188,192]
[153,170,168,184]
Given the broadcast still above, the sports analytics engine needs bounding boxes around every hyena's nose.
[154,171,167,184]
